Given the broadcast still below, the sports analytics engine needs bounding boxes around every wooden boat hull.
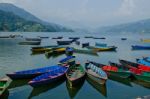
[31,48,52,53]
[134,74,150,83]
[87,46,117,51]
[106,71,131,78]
[7,73,43,80]
[86,73,106,85]
[57,41,72,45]
[29,73,66,87]
[0,77,11,97]
[132,45,150,50]
[94,47,117,51]
[7,65,62,79]
[66,64,85,87]
[67,76,85,87]
[29,67,68,87]
[141,39,150,43]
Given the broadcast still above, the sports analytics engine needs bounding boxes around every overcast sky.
[0,0,150,28]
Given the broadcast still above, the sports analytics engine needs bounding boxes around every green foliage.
[0,10,73,32]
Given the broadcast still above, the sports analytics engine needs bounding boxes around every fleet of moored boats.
[0,35,150,98]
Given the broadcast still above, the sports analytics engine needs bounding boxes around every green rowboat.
[0,77,11,97]
[66,63,85,87]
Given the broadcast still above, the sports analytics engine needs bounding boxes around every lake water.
[0,32,150,99]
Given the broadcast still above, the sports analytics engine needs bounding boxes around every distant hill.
[0,3,73,32]
[97,19,150,33]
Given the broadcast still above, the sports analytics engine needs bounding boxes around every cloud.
[116,0,136,16]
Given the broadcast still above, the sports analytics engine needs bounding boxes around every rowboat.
[44,47,65,56]
[57,41,72,45]
[53,48,66,53]
[119,59,150,72]
[31,48,52,53]
[7,65,62,79]
[69,37,80,40]
[86,46,117,51]
[59,56,75,64]
[133,72,150,83]
[52,37,63,39]
[66,63,85,87]
[89,61,131,78]
[132,45,150,50]
[28,66,68,87]
[84,36,93,38]
[119,60,150,82]
[85,62,107,85]
[82,43,89,48]
[93,37,106,39]
[121,38,127,40]
[31,45,60,50]
[137,58,150,66]
[25,38,41,41]
[66,47,74,56]
[141,39,150,43]
[0,77,11,97]
[73,48,98,56]
[95,43,107,47]
[38,36,49,39]
[144,57,150,61]
[19,41,41,45]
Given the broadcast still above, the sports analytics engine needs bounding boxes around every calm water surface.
[0,32,150,99]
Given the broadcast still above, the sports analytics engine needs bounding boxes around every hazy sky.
[0,0,150,28]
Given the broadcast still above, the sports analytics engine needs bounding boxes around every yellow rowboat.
[54,48,66,53]
[31,48,52,53]
[141,39,150,43]
[45,48,66,57]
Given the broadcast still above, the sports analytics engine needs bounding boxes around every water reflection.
[86,77,107,97]
[66,80,85,99]
[132,79,150,89]
[8,79,31,89]
[28,78,65,99]
[45,52,65,59]
[108,75,132,87]
[0,89,9,99]
[31,51,46,55]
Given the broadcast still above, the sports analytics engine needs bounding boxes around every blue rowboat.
[95,43,107,47]
[66,47,74,52]
[85,62,107,85]
[143,57,150,62]
[132,45,150,50]
[59,56,75,64]
[28,66,68,87]
[66,47,74,55]
[6,65,62,80]
[137,59,150,66]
